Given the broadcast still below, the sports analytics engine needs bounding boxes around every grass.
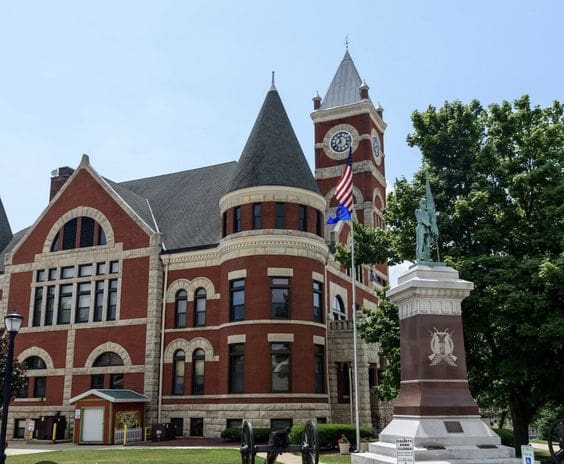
[6,448,273,464]
[319,454,351,464]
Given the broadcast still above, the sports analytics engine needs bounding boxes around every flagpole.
[350,220,361,451]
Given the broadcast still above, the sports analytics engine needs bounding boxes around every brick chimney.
[50,167,74,201]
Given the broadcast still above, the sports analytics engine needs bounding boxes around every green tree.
[385,96,564,454]
[0,330,27,408]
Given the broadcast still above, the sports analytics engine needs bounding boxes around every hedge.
[289,423,374,449]
[220,426,272,443]
[493,428,513,447]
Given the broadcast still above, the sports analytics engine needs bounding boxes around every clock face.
[330,131,352,153]
[372,135,381,159]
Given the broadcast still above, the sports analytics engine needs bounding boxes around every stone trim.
[166,277,218,303]
[219,186,326,214]
[313,335,325,345]
[16,347,55,369]
[311,100,387,133]
[162,393,329,400]
[228,270,247,280]
[267,267,293,277]
[316,160,387,188]
[267,333,295,343]
[162,248,220,271]
[397,298,463,320]
[163,337,217,363]
[42,207,115,254]
[84,342,133,367]
[20,318,147,334]
[312,271,324,283]
[227,334,246,344]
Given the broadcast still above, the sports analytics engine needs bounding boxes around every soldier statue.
[415,176,440,263]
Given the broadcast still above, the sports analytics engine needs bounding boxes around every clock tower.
[311,50,387,235]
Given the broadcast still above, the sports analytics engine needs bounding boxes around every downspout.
[157,257,169,423]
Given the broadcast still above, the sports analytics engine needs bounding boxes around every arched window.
[175,290,188,328]
[23,356,47,398]
[93,352,124,367]
[192,349,205,395]
[50,216,107,252]
[173,350,185,395]
[194,288,206,327]
[331,296,346,321]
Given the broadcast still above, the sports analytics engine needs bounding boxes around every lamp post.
[0,311,23,464]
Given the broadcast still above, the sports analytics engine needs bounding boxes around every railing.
[114,426,143,445]
[328,320,354,331]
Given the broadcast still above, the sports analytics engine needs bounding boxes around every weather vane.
[345,34,350,50]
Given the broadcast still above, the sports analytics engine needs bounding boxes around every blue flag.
[327,203,352,224]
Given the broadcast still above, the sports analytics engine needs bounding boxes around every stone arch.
[43,206,115,253]
[190,277,217,298]
[324,186,364,210]
[185,337,216,361]
[166,279,192,303]
[373,189,384,212]
[164,338,191,363]
[85,342,132,368]
[17,347,54,370]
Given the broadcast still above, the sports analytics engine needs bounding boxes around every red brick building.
[0,52,390,440]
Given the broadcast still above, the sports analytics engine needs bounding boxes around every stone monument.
[353,180,519,463]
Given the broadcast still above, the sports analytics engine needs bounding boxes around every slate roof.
[70,388,149,404]
[119,162,238,251]
[320,50,365,110]
[0,197,13,253]
[229,88,319,194]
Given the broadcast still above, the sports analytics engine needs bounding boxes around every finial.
[345,34,350,50]
[270,71,276,91]
[376,101,384,112]
[312,91,322,110]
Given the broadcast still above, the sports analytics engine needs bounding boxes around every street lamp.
[0,311,23,464]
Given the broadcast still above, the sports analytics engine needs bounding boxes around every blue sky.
[1,1,563,233]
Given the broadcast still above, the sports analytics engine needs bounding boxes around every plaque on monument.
[520,444,535,464]
[396,438,414,463]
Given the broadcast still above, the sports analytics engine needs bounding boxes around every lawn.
[6,448,273,464]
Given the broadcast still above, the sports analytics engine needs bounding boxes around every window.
[271,343,291,392]
[229,343,244,393]
[194,288,206,327]
[36,270,45,282]
[91,374,104,389]
[79,264,92,277]
[233,206,241,233]
[48,268,57,281]
[93,352,124,367]
[337,362,351,403]
[252,203,262,229]
[25,356,47,369]
[110,373,124,389]
[96,262,106,275]
[230,279,245,322]
[331,296,346,321]
[14,419,26,439]
[275,203,285,229]
[298,205,307,232]
[45,286,55,326]
[222,212,227,237]
[110,261,119,274]
[61,266,74,279]
[107,279,118,320]
[316,210,322,236]
[32,287,43,327]
[190,417,204,437]
[173,350,185,395]
[50,216,107,251]
[226,419,242,429]
[314,345,325,393]
[16,379,28,398]
[33,377,47,397]
[271,277,290,319]
[75,283,91,323]
[94,281,105,322]
[270,419,293,430]
[57,284,72,324]
[175,290,188,328]
[313,281,323,323]
[170,418,184,437]
[192,349,205,395]
[369,364,377,389]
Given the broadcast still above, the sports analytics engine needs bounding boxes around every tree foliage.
[386,96,564,452]
[0,330,28,407]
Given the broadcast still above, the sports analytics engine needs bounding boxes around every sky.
[1,1,563,245]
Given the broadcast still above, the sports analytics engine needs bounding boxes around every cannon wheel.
[548,420,564,463]
[301,420,320,464]
[240,420,256,464]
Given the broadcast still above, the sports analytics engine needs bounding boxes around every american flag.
[335,148,353,214]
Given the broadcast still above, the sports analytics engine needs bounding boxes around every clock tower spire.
[311,51,387,233]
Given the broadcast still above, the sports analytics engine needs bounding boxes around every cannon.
[548,419,564,463]
[240,419,319,464]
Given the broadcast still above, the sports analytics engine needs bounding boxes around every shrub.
[493,428,513,447]
[289,423,374,449]
[220,426,272,443]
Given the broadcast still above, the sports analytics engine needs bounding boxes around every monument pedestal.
[352,265,519,463]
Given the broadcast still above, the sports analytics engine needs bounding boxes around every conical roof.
[320,50,364,110]
[229,88,319,193]
[0,197,13,252]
